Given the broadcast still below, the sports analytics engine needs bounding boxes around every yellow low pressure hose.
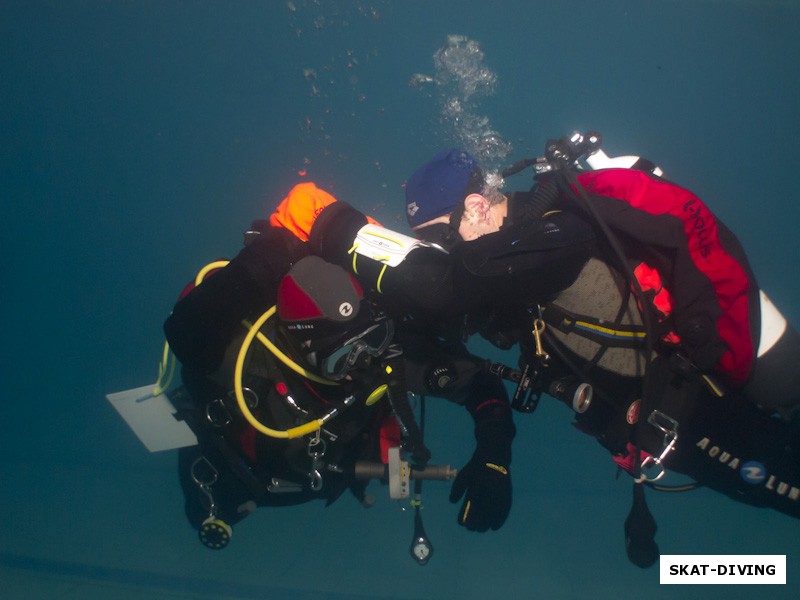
[194,259,335,385]
[191,260,340,439]
[244,320,337,386]
[234,306,328,439]
[195,260,231,286]
[152,341,176,396]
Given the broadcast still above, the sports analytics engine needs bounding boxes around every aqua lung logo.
[338,302,354,317]
[696,438,799,501]
[370,238,394,250]
[407,202,419,217]
[740,461,768,485]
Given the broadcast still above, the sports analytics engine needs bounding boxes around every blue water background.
[3,1,800,598]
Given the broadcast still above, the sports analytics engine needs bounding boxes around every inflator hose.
[514,179,561,224]
[383,352,431,465]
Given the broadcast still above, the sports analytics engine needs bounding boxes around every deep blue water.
[3,1,800,598]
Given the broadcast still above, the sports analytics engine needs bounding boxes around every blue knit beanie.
[404,148,482,228]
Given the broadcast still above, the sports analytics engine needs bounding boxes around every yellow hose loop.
[242,319,337,386]
[235,306,325,439]
[348,244,360,275]
[195,260,230,286]
[194,259,335,385]
[376,264,388,294]
[153,260,229,396]
[152,341,176,396]
[192,260,336,437]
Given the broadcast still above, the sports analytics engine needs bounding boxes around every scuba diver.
[173,255,403,546]
[162,183,516,550]
[297,133,800,567]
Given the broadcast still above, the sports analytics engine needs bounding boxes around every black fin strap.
[624,482,659,568]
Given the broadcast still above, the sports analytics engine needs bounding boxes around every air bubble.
[424,35,512,168]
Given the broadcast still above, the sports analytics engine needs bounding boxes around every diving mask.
[313,319,395,380]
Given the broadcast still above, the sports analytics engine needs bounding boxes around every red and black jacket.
[571,168,760,388]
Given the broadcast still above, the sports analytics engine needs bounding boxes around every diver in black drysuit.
[305,144,800,530]
[169,255,400,540]
[164,194,517,546]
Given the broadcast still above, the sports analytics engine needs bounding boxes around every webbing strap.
[543,303,647,349]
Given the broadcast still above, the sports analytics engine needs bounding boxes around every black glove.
[450,375,515,532]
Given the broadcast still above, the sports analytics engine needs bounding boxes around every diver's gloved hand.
[269,182,339,241]
[450,396,515,532]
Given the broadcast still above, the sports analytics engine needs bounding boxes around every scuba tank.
[742,292,800,421]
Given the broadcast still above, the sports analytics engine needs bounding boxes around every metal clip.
[205,398,232,427]
[229,387,258,409]
[206,387,258,427]
[531,306,550,366]
[190,456,219,518]
[636,410,679,483]
[268,478,304,493]
[307,435,327,492]
[283,393,338,441]
[511,362,541,413]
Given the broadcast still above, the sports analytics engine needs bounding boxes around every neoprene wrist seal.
[309,202,368,265]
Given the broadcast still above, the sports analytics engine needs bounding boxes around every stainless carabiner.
[205,398,232,427]
[190,456,219,517]
[636,410,679,483]
[229,386,258,408]
[307,435,327,492]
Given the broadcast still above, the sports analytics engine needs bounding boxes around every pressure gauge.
[410,534,432,565]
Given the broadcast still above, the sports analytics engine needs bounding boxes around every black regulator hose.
[557,168,660,569]
[514,178,561,224]
[624,482,659,568]
[384,348,431,465]
[501,157,540,178]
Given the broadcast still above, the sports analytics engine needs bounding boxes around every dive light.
[547,377,593,414]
